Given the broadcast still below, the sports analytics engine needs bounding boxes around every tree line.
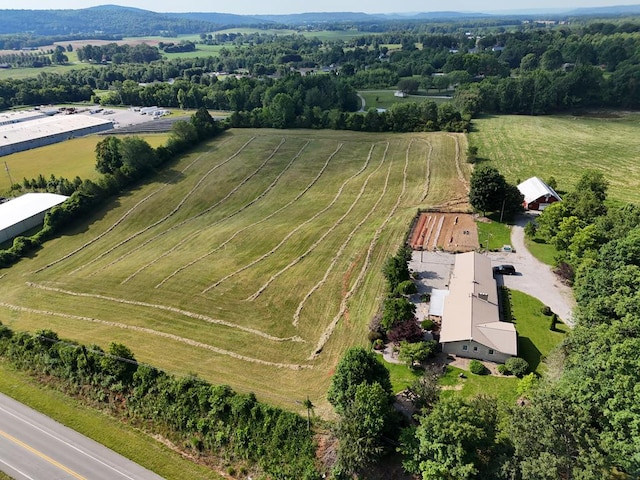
[0,326,318,479]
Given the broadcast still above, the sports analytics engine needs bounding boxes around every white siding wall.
[442,340,512,364]
[0,212,46,244]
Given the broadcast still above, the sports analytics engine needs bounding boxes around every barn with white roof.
[517,177,562,211]
[0,193,68,244]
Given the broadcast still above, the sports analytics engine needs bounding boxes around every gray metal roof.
[0,193,68,231]
[0,114,113,149]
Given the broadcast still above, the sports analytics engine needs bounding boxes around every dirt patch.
[408,212,478,252]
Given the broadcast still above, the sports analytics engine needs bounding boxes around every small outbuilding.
[517,177,561,211]
[0,193,68,244]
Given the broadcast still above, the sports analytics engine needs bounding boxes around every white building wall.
[442,340,512,363]
[0,212,46,244]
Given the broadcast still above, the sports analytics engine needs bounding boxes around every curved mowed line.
[292,142,392,327]
[0,303,311,370]
[200,142,375,295]
[118,137,295,284]
[68,136,257,276]
[248,142,388,302]
[309,139,412,360]
[26,282,303,343]
[156,143,344,289]
[32,141,226,275]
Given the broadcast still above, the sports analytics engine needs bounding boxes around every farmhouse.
[440,251,517,363]
[0,112,113,157]
[0,193,68,244]
[517,176,562,211]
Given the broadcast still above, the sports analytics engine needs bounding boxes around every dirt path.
[489,213,576,327]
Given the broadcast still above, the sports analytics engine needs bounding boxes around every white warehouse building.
[0,113,113,157]
[0,193,68,244]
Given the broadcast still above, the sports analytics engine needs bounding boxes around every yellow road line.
[0,428,87,480]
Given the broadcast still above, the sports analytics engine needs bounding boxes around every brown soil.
[408,212,479,252]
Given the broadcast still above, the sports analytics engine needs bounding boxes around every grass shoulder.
[0,363,223,480]
[476,214,512,250]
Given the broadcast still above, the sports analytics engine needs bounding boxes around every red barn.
[517,177,562,211]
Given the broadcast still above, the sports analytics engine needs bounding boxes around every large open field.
[470,112,640,205]
[0,129,470,415]
[0,133,170,194]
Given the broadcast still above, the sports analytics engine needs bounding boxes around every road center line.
[0,428,87,480]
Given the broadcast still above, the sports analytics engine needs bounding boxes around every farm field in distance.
[0,128,471,415]
[0,133,170,194]
[470,112,640,205]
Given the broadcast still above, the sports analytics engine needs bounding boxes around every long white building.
[0,111,113,157]
[0,193,68,244]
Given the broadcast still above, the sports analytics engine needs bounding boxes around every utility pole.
[4,161,14,188]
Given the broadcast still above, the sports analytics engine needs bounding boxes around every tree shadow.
[518,336,542,372]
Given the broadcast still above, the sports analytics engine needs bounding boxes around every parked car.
[493,264,516,275]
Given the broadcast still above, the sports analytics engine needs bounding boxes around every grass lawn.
[381,357,423,393]
[509,290,568,373]
[359,90,452,110]
[525,236,558,266]
[476,215,512,251]
[439,365,519,404]
[470,113,640,206]
[0,362,223,480]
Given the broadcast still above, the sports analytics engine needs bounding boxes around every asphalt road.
[0,392,165,480]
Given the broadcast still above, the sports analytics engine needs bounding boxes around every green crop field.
[470,113,640,205]
[0,134,170,194]
[0,128,471,415]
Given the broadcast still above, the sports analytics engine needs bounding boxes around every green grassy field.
[0,134,170,195]
[359,90,452,110]
[0,128,471,416]
[470,113,640,206]
[475,216,512,251]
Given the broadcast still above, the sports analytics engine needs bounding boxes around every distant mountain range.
[0,4,638,36]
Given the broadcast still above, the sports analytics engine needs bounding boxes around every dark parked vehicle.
[493,264,516,275]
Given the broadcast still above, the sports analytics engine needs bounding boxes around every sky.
[0,0,638,14]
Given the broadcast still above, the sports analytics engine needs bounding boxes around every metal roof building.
[0,114,113,157]
[440,252,517,363]
[0,193,68,244]
[517,177,562,211]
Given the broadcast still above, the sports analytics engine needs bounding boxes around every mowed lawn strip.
[470,113,640,205]
[0,362,223,480]
[0,129,470,415]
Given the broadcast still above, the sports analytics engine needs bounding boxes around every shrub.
[388,320,424,344]
[505,357,529,377]
[396,280,418,295]
[421,293,431,302]
[497,364,508,375]
[373,339,384,350]
[541,305,553,316]
[421,319,435,331]
[524,221,537,238]
[469,359,487,375]
[367,330,383,342]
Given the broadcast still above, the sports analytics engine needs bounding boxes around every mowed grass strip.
[470,113,640,205]
[1,129,469,413]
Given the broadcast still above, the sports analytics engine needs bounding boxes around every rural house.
[517,176,562,211]
[439,252,517,363]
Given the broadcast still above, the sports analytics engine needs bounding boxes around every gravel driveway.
[488,213,575,326]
